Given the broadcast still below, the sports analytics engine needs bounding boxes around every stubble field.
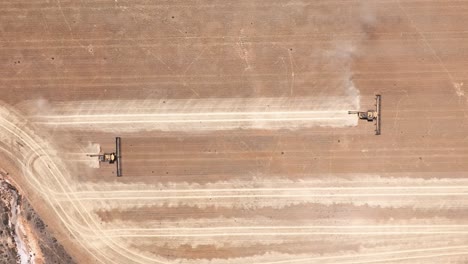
[1,1,468,263]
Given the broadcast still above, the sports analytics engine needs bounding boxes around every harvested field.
[1,0,468,263]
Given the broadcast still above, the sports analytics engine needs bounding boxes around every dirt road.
[1,0,468,263]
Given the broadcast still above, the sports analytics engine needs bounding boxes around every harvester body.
[88,137,122,176]
[348,95,381,135]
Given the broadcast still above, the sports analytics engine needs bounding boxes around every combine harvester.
[88,137,122,176]
[348,94,381,135]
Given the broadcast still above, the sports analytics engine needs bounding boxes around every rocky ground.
[0,170,74,264]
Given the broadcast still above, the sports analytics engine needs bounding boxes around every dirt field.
[1,0,468,263]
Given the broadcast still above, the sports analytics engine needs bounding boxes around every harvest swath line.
[36,117,349,125]
[59,192,468,201]
[101,231,468,238]
[34,110,348,118]
[65,185,468,193]
[258,245,468,264]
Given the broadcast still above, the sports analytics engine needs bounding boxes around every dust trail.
[64,142,100,169]
[25,97,359,132]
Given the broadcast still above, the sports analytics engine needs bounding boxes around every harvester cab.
[348,95,381,135]
[92,152,117,164]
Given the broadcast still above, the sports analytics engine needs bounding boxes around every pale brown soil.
[1,1,468,264]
